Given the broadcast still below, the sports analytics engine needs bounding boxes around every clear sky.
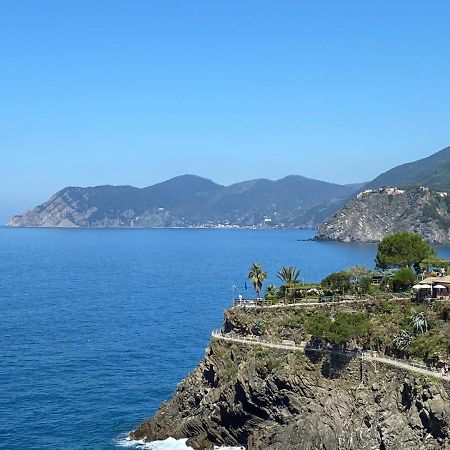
[1,1,450,222]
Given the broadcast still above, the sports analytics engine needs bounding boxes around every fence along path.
[232,298,370,309]
[231,295,411,309]
[211,331,450,382]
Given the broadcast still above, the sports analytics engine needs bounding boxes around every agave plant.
[248,263,268,298]
[410,312,428,334]
[393,330,412,350]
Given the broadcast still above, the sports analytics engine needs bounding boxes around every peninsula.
[129,234,450,449]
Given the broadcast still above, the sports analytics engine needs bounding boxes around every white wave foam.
[116,434,244,450]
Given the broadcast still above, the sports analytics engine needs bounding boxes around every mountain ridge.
[366,146,450,191]
[8,145,450,232]
[7,174,363,228]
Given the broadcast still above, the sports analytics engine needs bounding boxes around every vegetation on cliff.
[132,294,450,449]
[131,233,450,449]
[227,298,450,363]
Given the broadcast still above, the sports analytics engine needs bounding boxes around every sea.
[1,228,449,450]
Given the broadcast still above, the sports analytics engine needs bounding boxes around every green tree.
[321,272,351,294]
[392,267,416,292]
[346,265,371,284]
[375,232,435,269]
[277,266,300,288]
[248,263,267,298]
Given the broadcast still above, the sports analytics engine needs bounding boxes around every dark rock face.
[315,187,450,244]
[130,338,450,450]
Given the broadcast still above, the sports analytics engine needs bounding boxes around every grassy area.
[225,299,450,364]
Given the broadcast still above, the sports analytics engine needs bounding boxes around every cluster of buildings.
[356,186,448,200]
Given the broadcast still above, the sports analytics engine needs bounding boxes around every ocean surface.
[1,228,449,450]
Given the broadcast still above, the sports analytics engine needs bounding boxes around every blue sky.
[1,1,450,221]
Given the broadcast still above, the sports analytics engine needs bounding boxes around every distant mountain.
[366,146,450,191]
[316,145,450,244]
[7,174,362,228]
[206,176,364,226]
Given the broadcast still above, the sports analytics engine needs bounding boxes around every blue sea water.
[1,228,449,450]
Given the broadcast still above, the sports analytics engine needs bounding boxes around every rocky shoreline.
[130,305,450,450]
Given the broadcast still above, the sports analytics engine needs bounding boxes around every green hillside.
[366,146,450,191]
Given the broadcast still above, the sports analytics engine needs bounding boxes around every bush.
[409,334,441,361]
[306,313,330,338]
[306,312,371,344]
[321,272,351,294]
[359,276,372,293]
[439,305,450,322]
[392,267,416,292]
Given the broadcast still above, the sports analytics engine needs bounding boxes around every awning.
[433,284,447,289]
[413,284,432,289]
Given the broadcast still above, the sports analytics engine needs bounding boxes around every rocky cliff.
[315,187,450,244]
[130,303,450,450]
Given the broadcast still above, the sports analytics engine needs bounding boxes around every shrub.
[321,272,351,294]
[439,305,450,322]
[392,267,416,292]
[306,312,371,344]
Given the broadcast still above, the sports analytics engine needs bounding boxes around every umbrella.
[433,284,447,290]
[413,284,432,289]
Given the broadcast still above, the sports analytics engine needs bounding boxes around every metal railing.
[231,292,447,309]
[232,296,368,308]
[362,351,447,375]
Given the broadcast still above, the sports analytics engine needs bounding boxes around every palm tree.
[277,266,301,287]
[248,263,267,299]
[410,312,428,334]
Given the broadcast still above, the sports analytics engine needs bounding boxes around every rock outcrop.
[315,187,450,244]
[130,305,450,450]
[6,187,188,228]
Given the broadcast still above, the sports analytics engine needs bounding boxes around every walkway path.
[212,331,307,351]
[233,298,371,309]
[211,331,450,382]
[232,295,414,309]
[361,353,450,381]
